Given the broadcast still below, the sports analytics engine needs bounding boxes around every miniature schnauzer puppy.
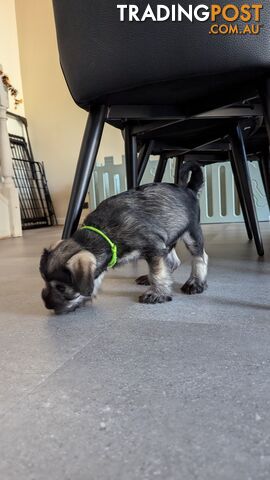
[40,161,208,314]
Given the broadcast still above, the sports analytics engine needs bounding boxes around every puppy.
[40,161,208,314]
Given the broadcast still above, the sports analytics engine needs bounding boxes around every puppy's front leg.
[139,256,172,304]
[93,272,105,298]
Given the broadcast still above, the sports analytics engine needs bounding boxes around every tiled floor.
[0,223,269,480]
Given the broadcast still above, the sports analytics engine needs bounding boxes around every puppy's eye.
[56,284,66,293]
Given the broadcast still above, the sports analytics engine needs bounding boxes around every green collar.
[80,225,118,268]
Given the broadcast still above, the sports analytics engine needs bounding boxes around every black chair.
[52,0,270,240]
[138,118,270,255]
[135,115,268,255]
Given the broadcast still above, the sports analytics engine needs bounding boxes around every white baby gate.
[89,157,269,223]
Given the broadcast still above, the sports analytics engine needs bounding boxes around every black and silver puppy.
[40,161,208,314]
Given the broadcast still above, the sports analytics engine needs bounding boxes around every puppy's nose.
[41,288,54,310]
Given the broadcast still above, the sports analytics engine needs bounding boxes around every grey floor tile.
[0,223,269,480]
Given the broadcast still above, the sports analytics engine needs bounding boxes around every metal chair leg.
[229,152,253,240]
[137,140,154,186]
[174,155,183,185]
[230,124,264,256]
[259,153,270,211]
[124,125,137,189]
[259,78,270,210]
[260,77,270,143]
[62,105,107,239]
[154,152,167,182]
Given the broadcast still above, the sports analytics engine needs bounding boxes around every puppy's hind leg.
[139,256,173,304]
[182,227,208,295]
[136,247,180,286]
[166,247,181,272]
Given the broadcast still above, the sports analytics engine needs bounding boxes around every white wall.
[0,0,24,115]
[0,0,23,238]
[15,0,124,224]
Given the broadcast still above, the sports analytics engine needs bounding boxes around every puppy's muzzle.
[42,287,89,315]
[42,287,57,311]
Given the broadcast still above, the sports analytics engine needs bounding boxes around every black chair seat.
[53,0,270,110]
[146,117,258,147]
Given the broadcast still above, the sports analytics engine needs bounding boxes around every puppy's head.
[39,239,96,314]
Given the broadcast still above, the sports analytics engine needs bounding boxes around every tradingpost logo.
[117,3,263,35]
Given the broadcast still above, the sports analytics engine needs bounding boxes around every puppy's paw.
[136,275,150,286]
[139,291,172,304]
[181,278,207,295]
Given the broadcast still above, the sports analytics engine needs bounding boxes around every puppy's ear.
[39,248,50,278]
[66,250,96,296]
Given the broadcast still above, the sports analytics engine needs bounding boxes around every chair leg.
[260,77,270,143]
[259,153,270,211]
[62,105,107,239]
[174,155,183,185]
[259,78,270,210]
[137,140,154,186]
[124,125,137,189]
[230,124,264,256]
[229,153,253,240]
[154,152,167,182]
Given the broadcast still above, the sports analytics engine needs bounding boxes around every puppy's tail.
[179,161,204,194]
